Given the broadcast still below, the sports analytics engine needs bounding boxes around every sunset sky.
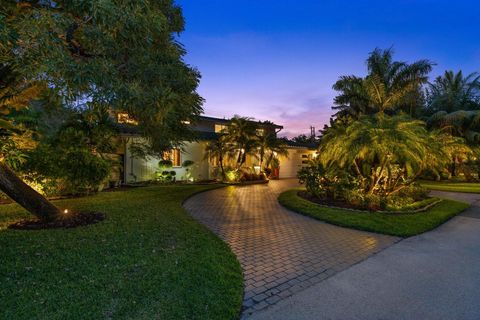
[177,0,480,137]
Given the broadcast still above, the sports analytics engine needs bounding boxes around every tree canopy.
[1,0,203,152]
[0,0,203,220]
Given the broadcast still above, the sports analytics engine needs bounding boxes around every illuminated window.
[256,128,265,136]
[215,124,228,133]
[181,120,191,125]
[163,149,181,167]
[117,112,138,125]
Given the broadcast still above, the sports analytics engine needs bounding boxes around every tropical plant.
[290,134,319,145]
[425,70,480,114]
[319,114,449,197]
[257,133,289,170]
[333,48,432,119]
[224,116,259,167]
[204,138,232,179]
[427,110,480,144]
[22,104,118,195]
[422,71,480,176]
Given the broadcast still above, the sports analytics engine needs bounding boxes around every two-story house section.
[113,113,317,183]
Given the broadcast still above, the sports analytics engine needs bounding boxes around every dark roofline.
[198,115,284,129]
[285,140,318,150]
[116,115,284,136]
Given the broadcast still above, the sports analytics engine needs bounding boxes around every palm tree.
[426,70,480,114]
[333,48,432,119]
[319,114,447,195]
[224,115,259,167]
[257,133,289,170]
[427,110,480,144]
[204,138,232,179]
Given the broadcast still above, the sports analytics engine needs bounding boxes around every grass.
[279,189,469,237]
[0,185,243,320]
[385,197,439,212]
[420,180,480,193]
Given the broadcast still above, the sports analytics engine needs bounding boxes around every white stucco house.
[111,114,317,183]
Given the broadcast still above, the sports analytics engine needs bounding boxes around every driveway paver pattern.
[183,179,398,317]
[250,192,480,320]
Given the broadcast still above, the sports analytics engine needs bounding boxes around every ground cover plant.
[0,185,243,320]
[279,189,469,237]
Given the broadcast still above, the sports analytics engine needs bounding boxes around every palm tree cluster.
[333,48,432,119]
[304,48,480,209]
[204,116,288,180]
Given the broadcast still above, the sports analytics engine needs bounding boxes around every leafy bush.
[182,160,194,167]
[299,158,433,211]
[298,161,355,200]
[159,159,173,168]
[23,146,112,195]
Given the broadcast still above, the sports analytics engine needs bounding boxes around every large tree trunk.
[0,161,61,221]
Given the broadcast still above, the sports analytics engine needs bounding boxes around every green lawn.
[279,189,469,237]
[420,180,480,193]
[0,185,243,320]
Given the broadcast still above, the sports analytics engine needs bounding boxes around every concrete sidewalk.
[251,194,480,320]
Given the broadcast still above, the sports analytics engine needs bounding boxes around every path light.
[63,209,69,215]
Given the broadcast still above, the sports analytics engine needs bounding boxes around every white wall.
[124,138,211,183]
[278,148,317,178]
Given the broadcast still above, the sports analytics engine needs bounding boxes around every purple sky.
[177,1,480,138]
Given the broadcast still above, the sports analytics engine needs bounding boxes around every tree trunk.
[219,155,225,180]
[450,156,456,177]
[0,161,61,221]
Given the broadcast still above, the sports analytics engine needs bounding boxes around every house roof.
[285,140,318,150]
[116,115,284,136]
[198,115,283,129]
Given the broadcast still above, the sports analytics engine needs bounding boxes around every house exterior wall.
[278,147,317,179]
[123,137,210,183]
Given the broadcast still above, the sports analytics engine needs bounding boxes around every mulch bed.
[8,211,105,230]
[298,191,365,210]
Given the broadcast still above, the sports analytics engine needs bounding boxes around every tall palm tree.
[426,70,480,114]
[333,48,432,119]
[224,115,259,167]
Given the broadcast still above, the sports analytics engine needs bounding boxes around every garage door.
[279,150,306,178]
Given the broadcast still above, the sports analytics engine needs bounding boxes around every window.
[256,128,265,136]
[117,112,138,125]
[162,149,182,167]
[215,124,228,133]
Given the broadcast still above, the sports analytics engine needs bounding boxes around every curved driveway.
[250,190,480,320]
[183,179,398,317]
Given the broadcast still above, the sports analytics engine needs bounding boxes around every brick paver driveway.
[183,179,398,317]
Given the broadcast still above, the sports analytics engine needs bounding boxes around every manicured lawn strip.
[279,189,469,237]
[385,197,439,212]
[420,181,480,193]
[0,185,243,320]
